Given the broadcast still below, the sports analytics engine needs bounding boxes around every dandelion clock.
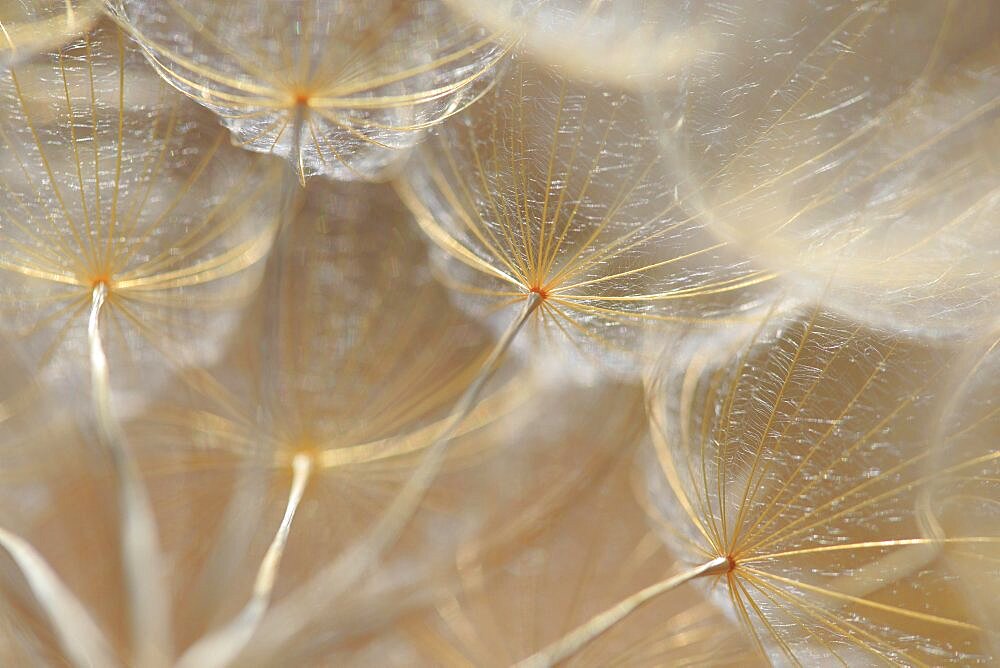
[110,0,511,181]
[652,0,1000,336]
[398,60,776,379]
[118,181,635,667]
[0,23,284,414]
[640,305,998,664]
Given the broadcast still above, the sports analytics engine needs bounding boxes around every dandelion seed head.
[645,304,998,664]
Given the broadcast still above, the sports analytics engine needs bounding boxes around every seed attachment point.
[528,286,549,300]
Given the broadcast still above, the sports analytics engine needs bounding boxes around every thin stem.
[0,526,116,668]
[184,102,306,627]
[175,454,313,668]
[254,292,543,655]
[336,291,542,574]
[183,117,310,657]
[515,556,731,668]
[88,283,172,668]
[290,102,307,187]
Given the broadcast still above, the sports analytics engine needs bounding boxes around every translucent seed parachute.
[109,0,513,181]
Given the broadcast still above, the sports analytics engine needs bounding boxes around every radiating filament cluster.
[0,1,995,666]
